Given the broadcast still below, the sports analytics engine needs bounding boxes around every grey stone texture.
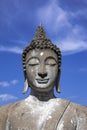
[0,96,87,130]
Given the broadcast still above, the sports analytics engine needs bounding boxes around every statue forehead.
[25,48,58,61]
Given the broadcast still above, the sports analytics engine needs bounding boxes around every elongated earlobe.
[23,79,29,94]
[56,70,61,93]
[56,80,61,93]
[57,85,61,93]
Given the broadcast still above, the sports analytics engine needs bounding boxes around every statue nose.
[38,73,47,78]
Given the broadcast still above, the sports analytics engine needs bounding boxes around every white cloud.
[0,80,18,87]
[58,39,87,55]
[11,80,18,85]
[70,8,87,18]
[37,0,70,32]
[36,0,87,55]
[10,40,27,45]
[0,46,22,54]
[67,96,78,99]
[1,0,87,55]
[0,82,10,87]
[0,94,18,101]
[57,24,87,55]
[79,68,87,72]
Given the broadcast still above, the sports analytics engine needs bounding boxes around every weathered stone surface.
[0,96,87,130]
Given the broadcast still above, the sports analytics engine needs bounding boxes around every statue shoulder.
[56,98,87,119]
[69,102,87,129]
[0,104,12,129]
[0,103,11,119]
[60,98,87,114]
[0,100,23,129]
[70,102,87,114]
[55,99,87,129]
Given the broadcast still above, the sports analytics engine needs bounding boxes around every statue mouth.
[36,79,49,84]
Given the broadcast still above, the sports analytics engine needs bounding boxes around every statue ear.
[57,85,61,93]
[23,79,29,94]
[56,69,61,93]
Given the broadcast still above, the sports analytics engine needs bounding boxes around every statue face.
[25,49,58,92]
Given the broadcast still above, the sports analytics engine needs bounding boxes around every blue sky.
[0,0,87,106]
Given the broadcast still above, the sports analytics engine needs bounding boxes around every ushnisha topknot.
[22,24,61,78]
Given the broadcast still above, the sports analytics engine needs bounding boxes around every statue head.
[22,25,61,95]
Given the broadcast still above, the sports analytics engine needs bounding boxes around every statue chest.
[6,99,77,130]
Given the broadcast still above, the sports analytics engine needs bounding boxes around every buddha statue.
[0,25,87,130]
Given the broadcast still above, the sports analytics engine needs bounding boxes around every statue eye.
[28,58,39,66]
[45,59,57,66]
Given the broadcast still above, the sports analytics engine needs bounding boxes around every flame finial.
[34,24,47,40]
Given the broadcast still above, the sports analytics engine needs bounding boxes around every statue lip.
[36,79,49,84]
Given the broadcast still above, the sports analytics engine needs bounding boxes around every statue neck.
[30,89,56,101]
